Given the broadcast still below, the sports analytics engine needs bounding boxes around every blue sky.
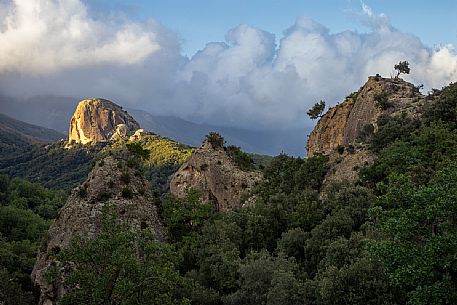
[86,0,457,57]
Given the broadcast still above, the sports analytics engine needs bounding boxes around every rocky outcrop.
[170,137,262,211]
[307,76,424,156]
[307,76,425,184]
[32,155,167,305]
[68,98,140,144]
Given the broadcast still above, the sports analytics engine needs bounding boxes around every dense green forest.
[0,176,66,304]
[2,83,457,304]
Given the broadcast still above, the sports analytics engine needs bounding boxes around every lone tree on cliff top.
[307,100,326,120]
[394,61,410,78]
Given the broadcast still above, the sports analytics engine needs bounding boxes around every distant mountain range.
[0,95,307,156]
[0,112,65,148]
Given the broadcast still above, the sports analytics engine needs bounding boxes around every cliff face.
[307,76,424,184]
[32,156,167,305]
[68,98,140,144]
[307,76,423,157]
[169,139,262,211]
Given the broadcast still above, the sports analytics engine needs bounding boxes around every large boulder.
[68,98,140,144]
[31,155,167,305]
[170,136,262,211]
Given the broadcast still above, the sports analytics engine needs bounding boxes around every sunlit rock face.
[307,76,425,185]
[68,98,140,144]
[307,76,423,157]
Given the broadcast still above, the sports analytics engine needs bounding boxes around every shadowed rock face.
[31,156,167,305]
[307,76,424,185]
[170,139,263,211]
[68,98,140,144]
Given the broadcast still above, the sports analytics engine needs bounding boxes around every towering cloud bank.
[0,0,456,129]
[0,0,161,73]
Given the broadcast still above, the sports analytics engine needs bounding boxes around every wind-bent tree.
[307,100,326,120]
[394,61,410,78]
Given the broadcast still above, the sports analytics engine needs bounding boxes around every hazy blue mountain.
[128,109,306,156]
[0,112,65,147]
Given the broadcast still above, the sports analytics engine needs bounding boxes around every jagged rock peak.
[170,134,262,211]
[32,155,167,305]
[307,76,424,156]
[68,98,140,144]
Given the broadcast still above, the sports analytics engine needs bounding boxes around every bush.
[225,145,255,171]
[205,132,224,149]
[121,187,133,199]
[374,92,390,110]
[120,172,130,184]
[369,115,419,152]
[126,142,150,159]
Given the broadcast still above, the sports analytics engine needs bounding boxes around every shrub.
[374,92,390,110]
[205,132,224,149]
[336,145,345,155]
[120,172,130,184]
[225,145,255,171]
[126,142,150,159]
[358,124,375,142]
[121,187,133,199]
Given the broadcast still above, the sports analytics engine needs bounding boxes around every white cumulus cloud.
[0,0,161,73]
[0,1,457,130]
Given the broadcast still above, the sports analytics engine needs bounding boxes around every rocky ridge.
[307,76,425,183]
[68,98,140,144]
[170,137,263,211]
[31,155,167,305]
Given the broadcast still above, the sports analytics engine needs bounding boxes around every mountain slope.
[0,113,64,147]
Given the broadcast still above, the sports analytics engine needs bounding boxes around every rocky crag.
[307,76,425,184]
[31,155,167,305]
[68,98,140,145]
[170,136,263,211]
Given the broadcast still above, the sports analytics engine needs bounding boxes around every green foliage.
[205,132,224,149]
[370,164,457,304]
[394,60,410,78]
[161,190,215,242]
[424,82,457,126]
[369,115,419,152]
[374,92,391,110]
[0,175,65,304]
[57,210,189,305]
[224,251,307,305]
[307,100,326,120]
[0,141,95,190]
[120,172,130,184]
[225,145,255,171]
[121,187,133,199]
[126,142,150,159]
[111,135,193,194]
[361,121,457,187]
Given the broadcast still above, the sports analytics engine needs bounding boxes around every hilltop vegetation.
[51,81,457,305]
[2,81,457,305]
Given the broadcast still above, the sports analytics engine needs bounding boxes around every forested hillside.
[2,80,457,305]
